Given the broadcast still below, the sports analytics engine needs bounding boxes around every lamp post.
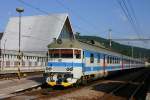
[16,7,24,79]
[108,29,112,48]
[2,39,7,71]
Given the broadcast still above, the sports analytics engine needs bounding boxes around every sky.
[0,0,150,49]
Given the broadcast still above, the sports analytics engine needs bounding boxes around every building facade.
[0,13,74,73]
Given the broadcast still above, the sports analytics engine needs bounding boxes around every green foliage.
[77,34,150,62]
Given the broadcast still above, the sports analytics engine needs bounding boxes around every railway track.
[3,68,149,100]
[99,68,150,100]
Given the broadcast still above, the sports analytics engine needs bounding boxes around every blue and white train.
[44,39,144,87]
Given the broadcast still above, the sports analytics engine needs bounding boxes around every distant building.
[0,13,74,72]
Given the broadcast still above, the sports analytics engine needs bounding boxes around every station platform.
[0,74,44,99]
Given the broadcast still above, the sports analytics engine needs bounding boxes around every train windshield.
[49,49,73,58]
[48,49,81,59]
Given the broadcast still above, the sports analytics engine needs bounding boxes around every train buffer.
[0,74,44,99]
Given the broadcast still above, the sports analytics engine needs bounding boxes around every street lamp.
[108,29,112,48]
[16,7,24,79]
[2,39,7,71]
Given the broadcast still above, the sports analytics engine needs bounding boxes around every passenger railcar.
[44,39,144,87]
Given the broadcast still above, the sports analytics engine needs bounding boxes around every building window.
[90,53,94,63]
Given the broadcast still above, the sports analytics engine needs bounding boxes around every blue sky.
[0,0,150,48]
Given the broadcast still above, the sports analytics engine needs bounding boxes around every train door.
[121,56,124,70]
[103,54,106,76]
[82,51,85,74]
[0,60,1,71]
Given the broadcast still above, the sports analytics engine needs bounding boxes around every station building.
[0,13,74,73]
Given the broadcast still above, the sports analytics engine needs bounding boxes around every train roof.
[48,39,122,57]
[48,39,143,62]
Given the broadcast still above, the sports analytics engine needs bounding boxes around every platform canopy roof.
[1,13,74,53]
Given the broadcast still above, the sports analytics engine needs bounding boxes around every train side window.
[110,57,112,64]
[113,57,115,63]
[97,54,100,63]
[113,57,115,64]
[117,58,119,63]
[116,58,118,63]
[115,58,117,63]
[74,50,81,59]
[107,56,109,63]
[90,53,94,63]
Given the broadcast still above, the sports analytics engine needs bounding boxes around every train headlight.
[70,67,73,71]
[67,78,72,82]
[66,67,73,71]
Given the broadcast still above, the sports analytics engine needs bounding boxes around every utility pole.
[2,39,7,71]
[108,29,112,48]
[16,7,24,80]
[131,46,134,58]
[128,42,134,58]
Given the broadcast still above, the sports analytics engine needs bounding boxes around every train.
[44,38,145,87]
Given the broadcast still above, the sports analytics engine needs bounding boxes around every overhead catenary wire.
[17,0,107,36]
[55,0,102,34]
[122,0,141,38]
[116,0,142,39]
[17,0,94,35]
[17,0,149,46]
[126,0,143,34]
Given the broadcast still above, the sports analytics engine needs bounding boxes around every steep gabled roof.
[1,13,73,52]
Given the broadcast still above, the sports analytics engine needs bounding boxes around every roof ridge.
[11,13,68,18]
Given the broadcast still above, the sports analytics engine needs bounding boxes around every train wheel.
[74,79,81,88]
[81,78,87,85]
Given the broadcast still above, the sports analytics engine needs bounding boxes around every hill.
[76,34,150,62]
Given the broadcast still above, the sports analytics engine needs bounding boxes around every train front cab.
[45,48,83,87]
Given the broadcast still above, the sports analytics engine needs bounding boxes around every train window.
[116,58,118,63]
[74,50,81,59]
[119,58,120,63]
[97,54,100,63]
[61,49,73,58]
[115,58,117,63]
[107,56,109,63]
[90,53,94,63]
[49,49,73,58]
[49,49,60,58]
[117,58,119,63]
[113,57,115,64]
[114,58,116,63]
[110,57,112,64]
